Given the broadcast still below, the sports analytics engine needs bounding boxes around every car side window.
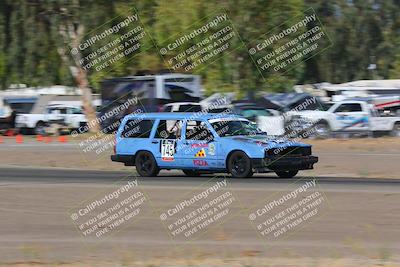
[186,120,214,141]
[163,106,172,112]
[155,120,183,139]
[71,107,83,114]
[121,119,154,138]
[334,104,362,113]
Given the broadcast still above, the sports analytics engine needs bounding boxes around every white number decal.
[161,140,175,160]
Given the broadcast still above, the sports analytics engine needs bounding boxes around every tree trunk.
[57,22,100,133]
[74,68,100,133]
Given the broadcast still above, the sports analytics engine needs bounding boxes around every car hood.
[224,135,310,149]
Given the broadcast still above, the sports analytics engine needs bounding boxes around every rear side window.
[121,119,154,138]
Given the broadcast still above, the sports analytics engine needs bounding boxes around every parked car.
[208,103,285,136]
[287,100,400,138]
[15,105,87,134]
[111,113,318,178]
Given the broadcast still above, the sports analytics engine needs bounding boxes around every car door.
[369,109,393,131]
[151,119,184,167]
[333,103,369,131]
[66,107,84,128]
[174,120,219,169]
[46,107,62,124]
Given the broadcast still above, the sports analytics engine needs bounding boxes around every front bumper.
[252,155,318,172]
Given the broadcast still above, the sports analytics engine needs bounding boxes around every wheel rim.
[231,155,246,176]
[313,123,330,138]
[139,154,152,174]
[316,124,328,135]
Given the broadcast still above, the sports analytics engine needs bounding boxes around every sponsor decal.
[191,143,209,148]
[209,143,216,155]
[338,116,369,130]
[161,139,176,161]
[375,100,400,109]
[193,159,208,166]
[194,149,206,157]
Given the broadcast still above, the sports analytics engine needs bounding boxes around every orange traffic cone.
[36,135,43,142]
[44,136,52,143]
[5,129,14,136]
[16,134,23,144]
[0,136,3,143]
[58,136,67,143]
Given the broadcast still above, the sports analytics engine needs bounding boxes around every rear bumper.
[111,154,134,166]
[252,155,318,172]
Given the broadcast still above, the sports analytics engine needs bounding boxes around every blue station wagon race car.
[111,113,318,178]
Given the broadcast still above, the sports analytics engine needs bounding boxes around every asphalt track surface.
[1,166,400,184]
[0,167,399,263]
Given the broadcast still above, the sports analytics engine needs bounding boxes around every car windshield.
[210,119,266,137]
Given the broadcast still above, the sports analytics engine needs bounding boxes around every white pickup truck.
[287,100,400,138]
[15,105,87,134]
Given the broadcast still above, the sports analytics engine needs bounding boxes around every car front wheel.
[228,151,253,178]
[313,122,331,139]
[275,170,298,178]
[135,151,159,177]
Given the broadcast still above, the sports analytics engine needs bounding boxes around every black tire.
[19,127,30,135]
[182,169,201,177]
[391,123,400,137]
[135,151,159,177]
[227,151,253,178]
[275,170,298,178]
[35,121,46,135]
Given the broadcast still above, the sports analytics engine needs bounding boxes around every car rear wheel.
[135,151,159,177]
[275,170,298,178]
[391,123,400,137]
[182,170,201,177]
[228,151,253,178]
